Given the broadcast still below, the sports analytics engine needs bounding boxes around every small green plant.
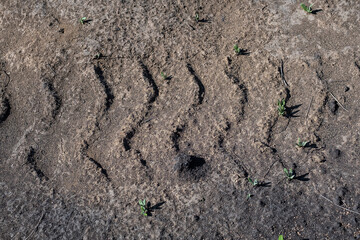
[80,17,87,24]
[300,3,313,13]
[234,44,241,54]
[160,71,167,80]
[246,193,252,199]
[195,12,199,22]
[94,53,102,60]
[296,138,308,147]
[139,199,148,216]
[277,99,286,116]
[284,168,295,181]
[248,177,259,186]
[278,235,284,240]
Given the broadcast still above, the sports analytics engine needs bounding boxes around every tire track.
[0,97,10,124]
[122,61,159,151]
[81,141,110,181]
[42,79,62,124]
[0,68,11,125]
[217,70,249,174]
[170,64,206,152]
[80,64,115,179]
[26,147,48,182]
[217,120,230,149]
[16,63,63,181]
[223,71,248,118]
[186,63,205,106]
[139,61,159,104]
[94,65,114,111]
[259,58,327,178]
[123,129,135,151]
[261,60,292,144]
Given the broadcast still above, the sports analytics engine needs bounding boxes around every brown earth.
[1,0,360,239]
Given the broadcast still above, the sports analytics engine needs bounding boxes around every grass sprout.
[160,71,168,80]
[284,168,295,181]
[300,3,313,13]
[94,53,102,60]
[248,177,259,186]
[195,12,199,22]
[139,199,148,216]
[296,138,308,147]
[234,44,241,54]
[277,99,286,116]
[80,17,87,24]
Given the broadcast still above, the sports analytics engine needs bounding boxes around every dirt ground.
[1,0,360,239]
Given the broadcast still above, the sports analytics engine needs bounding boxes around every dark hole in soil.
[140,159,147,166]
[173,154,207,181]
[188,156,205,169]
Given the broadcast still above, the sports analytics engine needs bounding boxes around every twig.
[24,211,45,240]
[329,92,348,112]
[279,59,289,87]
[47,64,57,76]
[319,194,360,216]
[144,116,155,123]
[305,96,313,123]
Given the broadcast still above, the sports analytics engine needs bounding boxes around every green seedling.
[246,193,253,199]
[234,44,241,55]
[94,53,102,60]
[278,235,284,240]
[277,98,286,116]
[160,71,167,80]
[139,199,148,216]
[80,17,87,24]
[300,3,313,13]
[296,138,308,147]
[195,12,199,22]
[248,177,259,186]
[284,168,295,181]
